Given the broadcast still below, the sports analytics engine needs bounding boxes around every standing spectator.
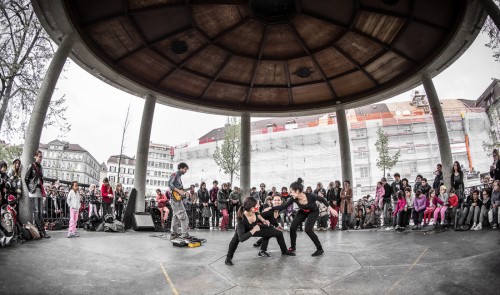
[258,183,268,207]
[433,164,444,191]
[401,178,411,192]
[420,178,432,196]
[88,184,100,219]
[267,186,278,197]
[217,183,230,231]
[209,180,219,229]
[413,174,423,194]
[393,191,406,231]
[7,159,22,201]
[490,149,500,181]
[250,187,258,200]
[197,182,210,229]
[114,183,126,221]
[281,187,293,229]
[229,187,241,229]
[327,181,341,230]
[314,182,326,198]
[476,189,492,231]
[412,190,426,230]
[156,189,169,228]
[403,187,414,227]
[381,177,393,227]
[339,180,353,230]
[434,185,448,228]
[490,181,499,229]
[0,161,8,204]
[100,178,113,217]
[391,173,402,205]
[66,181,81,238]
[24,150,50,238]
[46,186,61,219]
[451,161,464,199]
[374,181,385,213]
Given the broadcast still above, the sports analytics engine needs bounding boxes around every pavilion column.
[19,34,75,224]
[336,106,353,183]
[421,73,453,186]
[240,112,251,202]
[134,94,156,212]
[478,0,500,30]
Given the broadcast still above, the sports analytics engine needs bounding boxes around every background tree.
[213,117,241,184]
[375,124,401,177]
[116,102,131,183]
[482,0,500,61]
[0,0,69,139]
[483,129,500,154]
[0,143,22,164]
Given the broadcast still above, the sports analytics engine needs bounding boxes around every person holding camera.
[24,150,50,238]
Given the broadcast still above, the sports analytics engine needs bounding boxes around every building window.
[355,129,366,138]
[358,167,369,178]
[357,152,368,159]
[410,162,417,173]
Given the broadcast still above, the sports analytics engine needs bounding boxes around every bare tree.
[482,0,500,61]
[116,102,131,183]
[213,117,241,184]
[0,0,69,139]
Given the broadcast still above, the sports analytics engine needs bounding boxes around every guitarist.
[168,162,190,240]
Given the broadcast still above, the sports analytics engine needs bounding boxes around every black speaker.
[133,212,155,231]
[123,189,137,230]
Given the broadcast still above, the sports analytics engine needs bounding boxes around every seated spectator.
[490,180,499,229]
[0,195,25,244]
[354,200,364,230]
[412,190,427,230]
[363,206,376,229]
[433,185,448,228]
[316,201,329,230]
[306,186,313,194]
[447,188,459,228]
[423,189,437,227]
[393,191,406,231]
[262,196,273,211]
[476,188,492,231]
[463,190,482,230]
[403,187,414,227]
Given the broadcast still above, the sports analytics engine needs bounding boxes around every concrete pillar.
[336,106,353,183]
[19,34,74,224]
[134,94,156,212]
[240,112,251,201]
[421,73,453,187]
[478,0,500,30]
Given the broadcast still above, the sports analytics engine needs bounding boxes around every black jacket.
[451,171,464,192]
[433,171,443,190]
[491,160,500,181]
[24,162,43,194]
[382,184,392,204]
[326,187,341,207]
[197,189,210,205]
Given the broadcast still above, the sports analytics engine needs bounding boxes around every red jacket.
[448,194,459,208]
[101,184,113,204]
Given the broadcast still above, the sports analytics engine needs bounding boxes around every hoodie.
[393,198,406,216]
[67,190,81,211]
[413,196,427,212]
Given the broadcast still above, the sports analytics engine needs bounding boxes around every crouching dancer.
[225,197,295,266]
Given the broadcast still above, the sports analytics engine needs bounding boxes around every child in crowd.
[67,181,81,238]
[363,206,375,228]
[316,201,329,230]
[404,187,414,227]
[476,189,492,231]
[412,189,427,230]
[423,189,437,227]
[374,182,385,211]
[447,188,459,228]
[433,185,448,228]
[354,200,364,230]
[393,191,406,231]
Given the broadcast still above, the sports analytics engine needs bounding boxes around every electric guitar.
[172,189,187,202]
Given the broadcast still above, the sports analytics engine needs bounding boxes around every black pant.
[227,226,287,259]
[210,205,219,227]
[290,210,322,251]
[115,203,124,221]
[397,211,405,227]
[102,203,112,216]
[403,209,412,226]
[412,209,424,225]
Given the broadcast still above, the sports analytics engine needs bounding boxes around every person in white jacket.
[67,181,81,238]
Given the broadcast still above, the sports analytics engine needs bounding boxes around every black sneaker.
[225,258,233,266]
[311,249,324,257]
[258,251,271,258]
[411,225,418,230]
[282,251,296,256]
[253,242,260,247]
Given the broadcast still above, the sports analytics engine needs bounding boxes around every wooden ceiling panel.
[287,57,323,85]
[254,61,287,86]
[87,17,143,60]
[359,0,410,15]
[192,5,249,39]
[300,0,353,26]
[292,83,332,105]
[261,25,306,60]
[160,70,210,98]
[218,56,255,84]
[131,7,190,42]
[249,88,290,106]
[217,20,265,57]
[204,83,247,103]
[153,30,207,64]
[413,0,455,28]
[118,49,174,82]
[392,22,446,62]
[355,11,405,44]
[330,71,376,97]
[314,47,356,78]
[128,0,184,11]
[291,14,343,50]
[336,32,384,65]
[74,0,124,24]
[365,52,412,84]
[185,46,229,77]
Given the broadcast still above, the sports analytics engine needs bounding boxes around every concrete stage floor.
[1,228,499,295]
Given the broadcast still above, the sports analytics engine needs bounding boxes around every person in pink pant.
[433,185,448,227]
[66,181,81,238]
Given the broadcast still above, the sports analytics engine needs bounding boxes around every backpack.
[25,222,40,239]
[104,214,114,223]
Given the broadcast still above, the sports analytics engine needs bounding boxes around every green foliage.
[0,143,22,164]
[375,125,400,177]
[213,117,241,184]
[482,130,500,155]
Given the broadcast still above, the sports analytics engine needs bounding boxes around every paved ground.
[1,227,500,295]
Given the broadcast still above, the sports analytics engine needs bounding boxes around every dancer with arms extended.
[225,197,295,266]
[272,178,337,256]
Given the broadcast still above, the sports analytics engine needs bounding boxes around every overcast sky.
[31,32,500,164]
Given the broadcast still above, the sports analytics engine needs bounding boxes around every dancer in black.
[272,178,337,256]
[253,195,283,248]
[225,197,295,266]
